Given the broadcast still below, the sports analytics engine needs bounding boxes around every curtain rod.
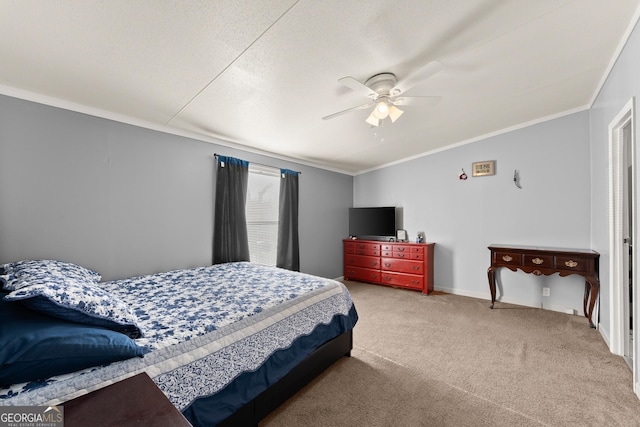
[214,153,301,174]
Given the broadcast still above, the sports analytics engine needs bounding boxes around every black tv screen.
[349,207,396,240]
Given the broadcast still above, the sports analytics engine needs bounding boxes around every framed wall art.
[472,160,496,177]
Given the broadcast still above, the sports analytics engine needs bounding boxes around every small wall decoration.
[472,160,496,177]
[513,169,522,189]
[459,169,468,180]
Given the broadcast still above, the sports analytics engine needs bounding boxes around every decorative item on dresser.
[343,239,435,294]
[487,244,600,328]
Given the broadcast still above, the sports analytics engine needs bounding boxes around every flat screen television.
[349,207,396,240]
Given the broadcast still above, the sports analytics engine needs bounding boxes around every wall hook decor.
[459,169,468,180]
[513,169,522,189]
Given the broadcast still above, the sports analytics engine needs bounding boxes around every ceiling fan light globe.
[389,105,404,123]
[373,100,390,119]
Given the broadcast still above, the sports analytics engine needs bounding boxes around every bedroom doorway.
[609,97,638,399]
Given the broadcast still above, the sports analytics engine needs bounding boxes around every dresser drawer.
[380,271,423,290]
[494,251,522,266]
[354,242,379,251]
[354,242,380,256]
[381,249,393,257]
[381,258,423,275]
[523,254,553,268]
[555,256,588,272]
[393,252,411,259]
[344,266,381,283]
[345,255,380,269]
[393,245,411,254]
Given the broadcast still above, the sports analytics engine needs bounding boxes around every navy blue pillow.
[0,292,147,388]
[3,278,143,339]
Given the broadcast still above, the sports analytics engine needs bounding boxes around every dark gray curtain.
[276,169,299,271]
[213,155,250,264]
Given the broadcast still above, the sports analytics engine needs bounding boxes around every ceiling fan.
[322,61,443,126]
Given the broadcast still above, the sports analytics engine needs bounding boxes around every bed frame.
[217,329,353,427]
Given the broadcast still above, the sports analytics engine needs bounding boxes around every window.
[246,164,280,265]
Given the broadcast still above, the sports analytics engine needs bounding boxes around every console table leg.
[585,276,600,328]
[583,281,590,321]
[487,267,497,309]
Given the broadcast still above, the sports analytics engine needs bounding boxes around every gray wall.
[0,95,353,281]
[355,111,592,315]
[589,18,640,341]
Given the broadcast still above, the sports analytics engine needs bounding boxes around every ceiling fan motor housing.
[364,73,397,96]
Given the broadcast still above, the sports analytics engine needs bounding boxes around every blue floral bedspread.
[0,262,356,409]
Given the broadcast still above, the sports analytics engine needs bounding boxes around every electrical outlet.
[542,287,551,297]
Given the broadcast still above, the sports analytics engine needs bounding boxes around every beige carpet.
[262,281,640,426]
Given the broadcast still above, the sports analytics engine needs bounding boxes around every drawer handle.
[565,260,578,268]
[371,261,378,266]
[412,280,420,285]
[398,254,406,258]
[384,276,392,281]
[532,258,544,265]
[398,247,406,252]
[412,266,420,271]
[502,255,513,262]
[384,263,391,267]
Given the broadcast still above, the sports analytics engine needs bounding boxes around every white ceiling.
[1,1,639,174]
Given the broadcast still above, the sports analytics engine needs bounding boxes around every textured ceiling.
[1,0,639,174]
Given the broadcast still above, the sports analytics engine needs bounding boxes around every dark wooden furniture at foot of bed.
[64,372,192,427]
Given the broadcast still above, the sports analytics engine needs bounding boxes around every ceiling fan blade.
[337,76,379,98]
[322,101,374,120]
[391,96,441,107]
[391,61,443,96]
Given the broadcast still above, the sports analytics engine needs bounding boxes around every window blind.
[246,164,280,266]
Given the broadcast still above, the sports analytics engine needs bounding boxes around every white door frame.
[608,96,638,398]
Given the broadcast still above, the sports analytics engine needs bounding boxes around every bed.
[0,260,358,426]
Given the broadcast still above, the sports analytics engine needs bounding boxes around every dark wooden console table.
[487,244,600,327]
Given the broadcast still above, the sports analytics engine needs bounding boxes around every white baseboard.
[342,281,584,317]
[599,325,611,348]
[434,286,584,316]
